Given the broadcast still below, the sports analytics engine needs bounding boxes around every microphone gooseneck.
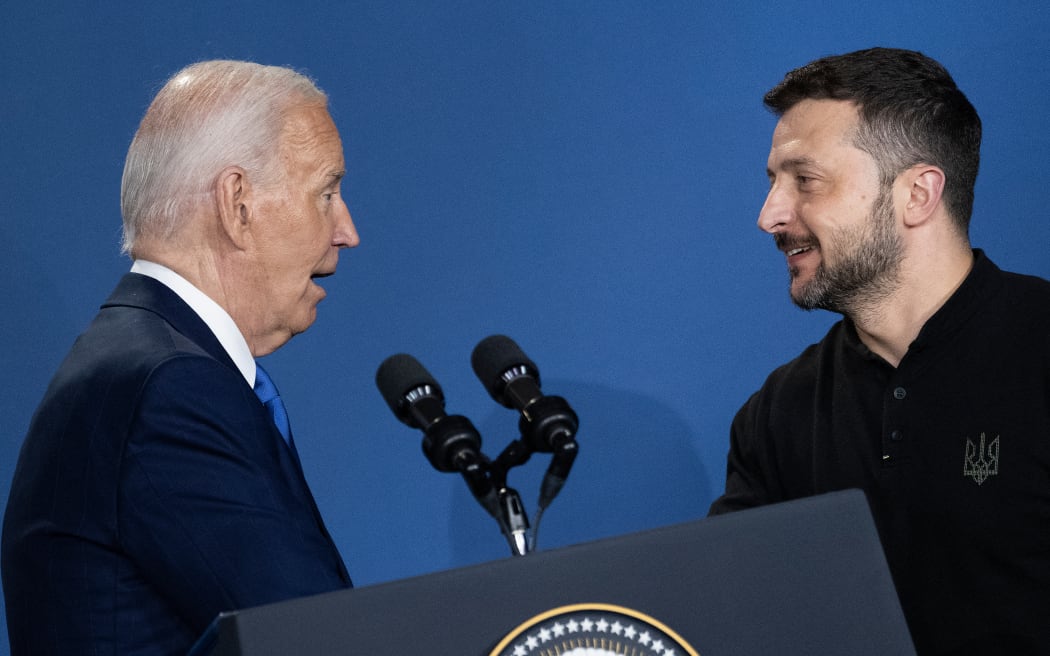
[472,335,580,528]
[376,336,581,557]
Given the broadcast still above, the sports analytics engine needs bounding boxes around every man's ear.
[215,166,253,249]
[901,164,946,228]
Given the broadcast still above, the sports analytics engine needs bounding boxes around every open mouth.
[774,232,817,259]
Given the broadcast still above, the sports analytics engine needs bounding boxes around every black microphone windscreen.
[471,335,540,401]
[375,353,441,416]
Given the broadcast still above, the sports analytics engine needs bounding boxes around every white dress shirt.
[130,260,256,387]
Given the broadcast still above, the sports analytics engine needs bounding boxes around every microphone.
[375,354,498,517]
[471,335,579,509]
[471,335,579,452]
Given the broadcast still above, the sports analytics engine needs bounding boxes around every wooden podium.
[190,489,915,655]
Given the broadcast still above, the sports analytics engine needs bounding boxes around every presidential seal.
[489,603,700,656]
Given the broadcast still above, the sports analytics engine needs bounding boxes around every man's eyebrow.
[779,156,818,171]
[767,156,819,179]
[325,170,346,184]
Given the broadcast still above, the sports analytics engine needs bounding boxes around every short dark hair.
[764,47,981,234]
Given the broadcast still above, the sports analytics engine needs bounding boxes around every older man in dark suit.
[2,60,359,655]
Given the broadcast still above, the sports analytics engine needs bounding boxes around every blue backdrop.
[2,2,1049,651]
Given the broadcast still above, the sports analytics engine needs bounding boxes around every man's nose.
[334,200,360,249]
[757,184,794,234]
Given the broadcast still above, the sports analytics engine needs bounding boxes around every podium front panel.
[193,489,914,655]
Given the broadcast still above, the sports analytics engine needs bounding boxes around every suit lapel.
[105,273,352,584]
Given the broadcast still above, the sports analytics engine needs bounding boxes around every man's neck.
[130,259,256,384]
[851,248,974,368]
[134,239,262,351]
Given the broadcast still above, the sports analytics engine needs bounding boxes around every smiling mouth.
[786,245,815,257]
[774,232,817,259]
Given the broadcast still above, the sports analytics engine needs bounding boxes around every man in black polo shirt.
[708,48,1050,654]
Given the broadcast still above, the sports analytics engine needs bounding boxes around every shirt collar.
[909,249,1000,353]
[842,249,1001,363]
[130,260,256,386]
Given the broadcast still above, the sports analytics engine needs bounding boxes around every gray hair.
[120,60,327,254]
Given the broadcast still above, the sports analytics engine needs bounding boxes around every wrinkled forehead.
[765,99,882,188]
[274,102,345,176]
[279,102,341,150]
[770,99,861,153]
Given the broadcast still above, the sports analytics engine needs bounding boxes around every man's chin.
[287,319,316,341]
[789,278,824,311]
[287,301,321,338]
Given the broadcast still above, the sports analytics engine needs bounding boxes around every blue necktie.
[253,363,292,444]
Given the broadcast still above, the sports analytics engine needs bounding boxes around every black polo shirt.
[710,250,1050,654]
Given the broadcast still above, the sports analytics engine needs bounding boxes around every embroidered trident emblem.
[963,433,999,485]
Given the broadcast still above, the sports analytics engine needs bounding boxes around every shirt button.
[893,387,907,400]
[890,430,904,441]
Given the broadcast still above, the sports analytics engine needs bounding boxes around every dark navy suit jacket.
[2,273,351,655]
